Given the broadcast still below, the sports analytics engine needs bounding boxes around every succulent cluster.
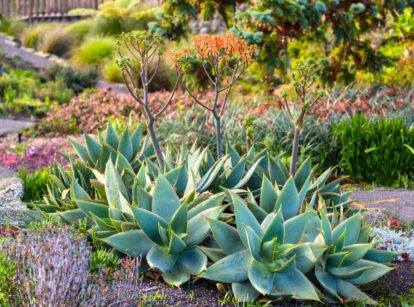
[31,123,396,304]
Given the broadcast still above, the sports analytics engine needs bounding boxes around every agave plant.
[201,191,326,302]
[76,174,226,285]
[314,210,397,304]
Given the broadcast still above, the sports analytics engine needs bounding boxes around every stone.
[0,167,31,227]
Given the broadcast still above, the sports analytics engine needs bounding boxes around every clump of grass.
[0,17,25,37]
[65,19,94,43]
[17,168,51,202]
[20,23,53,49]
[102,60,122,82]
[40,27,75,58]
[71,36,116,67]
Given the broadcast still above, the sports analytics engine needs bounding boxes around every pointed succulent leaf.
[231,282,260,303]
[133,207,168,245]
[284,212,310,244]
[315,265,341,299]
[202,250,250,283]
[130,124,142,157]
[209,219,244,255]
[294,242,326,273]
[294,157,311,190]
[185,205,225,247]
[168,230,187,254]
[71,180,90,200]
[234,156,265,189]
[336,279,377,305]
[188,193,224,219]
[341,244,372,266]
[272,268,319,301]
[248,259,275,294]
[364,249,398,264]
[275,177,300,220]
[260,176,277,213]
[152,176,180,222]
[84,134,101,164]
[261,209,284,245]
[245,225,262,261]
[105,123,119,149]
[102,230,154,257]
[332,212,361,246]
[77,199,109,218]
[170,203,188,235]
[175,248,207,275]
[70,138,91,164]
[147,245,178,273]
[199,246,226,262]
[222,159,246,188]
[231,191,262,248]
[343,260,393,285]
[118,128,133,161]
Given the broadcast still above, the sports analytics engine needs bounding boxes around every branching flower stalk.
[283,63,322,176]
[117,31,182,169]
[171,33,255,157]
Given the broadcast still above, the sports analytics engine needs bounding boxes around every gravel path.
[351,189,414,221]
[0,117,35,136]
[0,35,55,69]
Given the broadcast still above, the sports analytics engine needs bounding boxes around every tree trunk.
[214,114,223,158]
[290,126,300,176]
[147,119,164,170]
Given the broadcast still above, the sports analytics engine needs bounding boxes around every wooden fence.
[0,0,107,21]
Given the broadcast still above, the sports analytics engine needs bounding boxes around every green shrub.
[89,249,119,274]
[72,36,116,67]
[102,60,122,83]
[67,8,98,16]
[44,65,99,94]
[333,115,414,187]
[39,27,75,58]
[18,168,51,202]
[65,19,94,43]
[0,250,17,306]
[20,23,53,49]
[0,17,25,37]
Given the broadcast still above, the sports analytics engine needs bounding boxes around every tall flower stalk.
[171,33,255,157]
[117,32,182,169]
[283,63,321,175]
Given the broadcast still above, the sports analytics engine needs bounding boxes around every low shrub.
[39,26,75,58]
[0,16,25,37]
[44,65,99,94]
[17,168,51,202]
[20,23,53,49]
[333,115,414,186]
[0,138,70,172]
[102,60,122,83]
[0,226,142,306]
[65,19,94,43]
[71,36,116,67]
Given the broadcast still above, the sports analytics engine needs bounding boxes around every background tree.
[151,0,414,87]
[117,31,182,169]
[171,33,255,157]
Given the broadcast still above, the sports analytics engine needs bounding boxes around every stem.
[290,125,300,176]
[214,113,223,158]
[147,119,164,170]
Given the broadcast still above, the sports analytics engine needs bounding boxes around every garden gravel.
[0,166,30,226]
[351,189,414,221]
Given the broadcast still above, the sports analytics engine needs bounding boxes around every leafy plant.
[172,32,255,157]
[18,168,51,202]
[117,31,182,169]
[333,115,414,186]
[72,36,116,67]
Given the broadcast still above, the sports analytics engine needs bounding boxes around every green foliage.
[18,168,51,202]
[39,26,75,58]
[89,249,119,274]
[389,7,414,39]
[333,115,414,187]
[72,36,116,67]
[20,23,54,49]
[65,19,95,43]
[44,65,99,95]
[0,16,25,37]
[0,249,17,306]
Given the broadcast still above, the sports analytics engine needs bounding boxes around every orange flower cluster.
[192,33,255,63]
